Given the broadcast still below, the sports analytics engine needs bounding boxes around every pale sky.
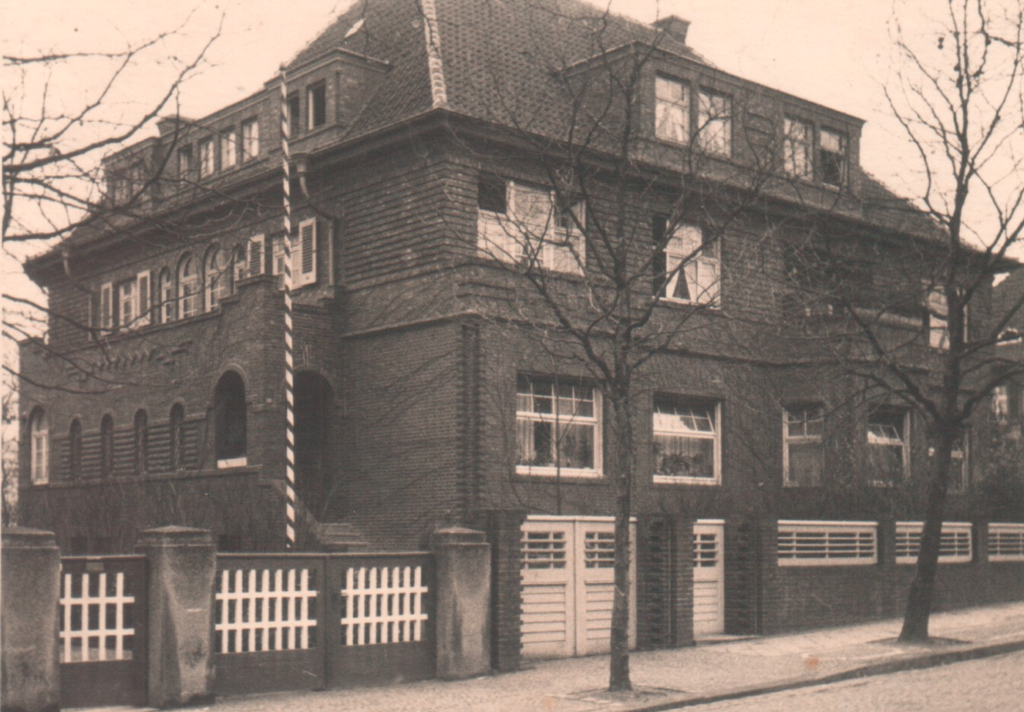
[0,0,1007,316]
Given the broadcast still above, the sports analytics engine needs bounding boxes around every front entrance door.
[520,517,636,660]
[693,520,725,637]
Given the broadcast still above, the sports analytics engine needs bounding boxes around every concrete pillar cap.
[1,526,57,548]
[432,526,487,546]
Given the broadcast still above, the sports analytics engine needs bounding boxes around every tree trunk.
[608,393,633,691]
[899,424,954,642]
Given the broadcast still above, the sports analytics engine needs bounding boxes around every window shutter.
[294,219,317,287]
[249,234,265,276]
[100,282,113,330]
[136,271,151,326]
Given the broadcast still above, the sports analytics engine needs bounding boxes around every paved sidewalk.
[107,602,1024,712]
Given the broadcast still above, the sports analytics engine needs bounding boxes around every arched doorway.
[294,372,333,516]
[214,371,247,467]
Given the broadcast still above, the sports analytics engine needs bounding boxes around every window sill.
[653,475,720,486]
[658,296,721,310]
[516,466,601,479]
[782,481,822,488]
[217,457,248,469]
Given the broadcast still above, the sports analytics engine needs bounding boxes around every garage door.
[520,517,636,660]
[693,520,725,637]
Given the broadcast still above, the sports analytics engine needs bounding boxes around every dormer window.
[655,76,690,144]
[783,118,813,179]
[241,118,259,161]
[221,129,237,170]
[199,138,215,178]
[178,145,193,179]
[819,129,847,187]
[697,90,731,156]
[307,81,327,130]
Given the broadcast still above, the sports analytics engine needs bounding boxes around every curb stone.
[626,638,1024,712]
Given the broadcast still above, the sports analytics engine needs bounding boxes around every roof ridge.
[421,0,448,109]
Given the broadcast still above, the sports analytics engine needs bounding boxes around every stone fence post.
[431,527,491,680]
[1,527,61,712]
[136,526,216,708]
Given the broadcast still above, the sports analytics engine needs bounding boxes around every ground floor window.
[652,398,720,484]
[516,375,600,478]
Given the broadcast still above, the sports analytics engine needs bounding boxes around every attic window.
[307,82,327,130]
[820,129,847,187]
[344,18,364,39]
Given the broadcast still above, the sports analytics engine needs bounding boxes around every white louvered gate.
[520,517,636,660]
[693,520,726,638]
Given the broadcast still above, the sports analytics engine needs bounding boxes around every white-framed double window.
[784,405,824,486]
[658,222,720,306]
[777,520,878,566]
[516,375,601,478]
[477,176,585,275]
[655,75,689,144]
[867,407,909,484]
[783,117,813,179]
[697,90,731,157]
[895,522,973,565]
[652,398,720,485]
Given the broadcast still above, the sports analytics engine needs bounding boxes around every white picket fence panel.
[215,567,318,653]
[60,571,135,663]
[340,565,429,646]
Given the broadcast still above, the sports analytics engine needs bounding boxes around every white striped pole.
[280,67,296,549]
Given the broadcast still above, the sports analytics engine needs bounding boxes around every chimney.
[654,16,690,45]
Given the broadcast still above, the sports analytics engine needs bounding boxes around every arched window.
[100,414,114,477]
[29,408,49,484]
[158,268,175,323]
[205,247,231,312]
[69,419,82,479]
[133,410,148,476]
[214,371,247,467]
[170,404,185,470]
[178,255,200,318]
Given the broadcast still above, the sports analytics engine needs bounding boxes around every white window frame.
[988,523,1024,562]
[697,90,732,157]
[819,128,847,187]
[307,81,326,130]
[205,248,231,311]
[294,219,317,288]
[178,255,201,319]
[516,375,602,479]
[178,145,193,179]
[478,180,585,275]
[241,118,259,161]
[655,75,690,144]
[662,224,720,306]
[867,408,909,485]
[777,520,878,566]
[30,409,49,485]
[993,385,1011,423]
[927,287,949,349]
[199,138,215,178]
[783,405,824,487]
[118,280,135,330]
[247,234,266,278]
[895,521,973,565]
[100,282,114,331]
[159,269,175,324]
[136,271,151,327]
[652,399,721,485]
[783,117,813,179]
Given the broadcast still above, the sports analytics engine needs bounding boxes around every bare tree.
[788,0,1024,642]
